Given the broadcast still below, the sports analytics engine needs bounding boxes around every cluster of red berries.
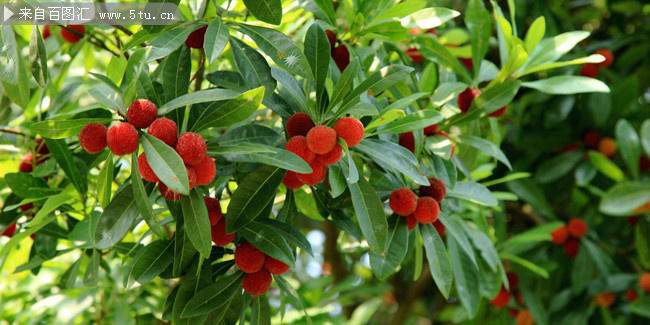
[580,48,614,78]
[388,177,447,233]
[234,242,290,296]
[594,273,650,307]
[282,113,364,189]
[550,219,588,257]
[205,196,235,247]
[79,99,216,200]
[326,30,350,72]
[399,123,456,157]
[490,272,521,308]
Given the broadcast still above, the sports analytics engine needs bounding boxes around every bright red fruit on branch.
[185,26,207,49]
[107,122,139,156]
[333,117,364,147]
[127,99,158,129]
[60,25,85,44]
[175,132,207,166]
[148,118,178,147]
[79,122,108,154]
[458,88,481,114]
[242,269,273,296]
[595,48,614,67]
[389,188,418,216]
[306,125,338,154]
[419,177,447,203]
[286,112,315,137]
[235,243,266,273]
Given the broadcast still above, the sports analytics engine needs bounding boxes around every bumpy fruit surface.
[286,113,315,138]
[235,243,266,273]
[640,273,650,293]
[285,136,315,163]
[186,166,197,190]
[137,153,160,183]
[419,177,447,202]
[148,118,178,147]
[264,256,290,275]
[412,197,440,224]
[127,99,158,129]
[333,117,364,147]
[107,122,139,156]
[211,219,235,246]
[490,287,510,308]
[79,122,108,154]
[61,25,85,44]
[175,132,207,166]
[296,160,327,186]
[185,26,207,48]
[158,182,182,201]
[389,188,418,216]
[194,156,216,186]
[306,126,338,155]
[457,88,481,114]
[581,64,599,78]
[316,145,342,165]
[550,226,569,244]
[242,269,272,296]
[283,171,303,189]
[204,196,222,226]
[567,219,588,238]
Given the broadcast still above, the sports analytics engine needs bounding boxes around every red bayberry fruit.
[211,219,235,246]
[406,48,424,63]
[507,272,519,291]
[406,215,417,231]
[35,138,49,155]
[137,153,160,183]
[194,156,216,186]
[419,177,447,202]
[325,30,337,50]
[296,160,327,186]
[79,122,108,154]
[595,49,614,68]
[550,226,569,244]
[235,242,266,273]
[333,117,365,147]
[567,219,588,238]
[61,25,85,44]
[459,57,473,70]
[285,136,315,163]
[564,238,580,257]
[389,188,418,216]
[423,124,438,135]
[488,105,508,118]
[127,99,158,129]
[316,145,342,165]
[1,223,17,237]
[412,197,440,224]
[175,132,207,166]
[283,171,304,189]
[640,273,650,293]
[583,131,601,149]
[516,310,534,325]
[185,26,208,49]
[158,182,182,201]
[594,292,615,307]
[242,269,273,296]
[580,64,599,78]
[264,256,290,275]
[148,118,178,147]
[598,137,617,158]
[107,122,139,156]
[186,165,197,190]
[42,25,51,39]
[457,88,481,114]
[399,132,415,153]
[286,112,315,138]
[204,196,222,226]
[640,155,650,172]
[626,288,638,301]
[306,126,338,155]
[433,219,446,236]
[490,287,510,308]
[332,45,350,72]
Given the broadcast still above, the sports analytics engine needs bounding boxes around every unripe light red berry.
[148,118,178,147]
[79,122,108,154]
[185,26,208,49]
[306,126,338,155]
[137,153,160,183]
[242,269,272,296]
[175,132,207,166]
[412,197,440,224]
[286,112,315,138]
[389,188,418,216]
[419,177,447,202]
[61,25,85,44]
[107,122,139,156]
[567,219,588,238]
[296,160,327,186]
[316,145,342,165]
[457,88,481,114]
[211,219,235,246]
[333,117,364,147]
[285,136,315,163]
[235,242,266,273]
[127,99,158,129]
[264,256,290,275]
[639,273,650,293]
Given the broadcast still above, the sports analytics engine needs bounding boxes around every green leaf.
[173,217,197,277]
[438,213,478,268]
[243,0,283,24]
[378,110,444,135]
[535,151,583,183]
[161,45,191,102]
[637,219,650,269]
[522,76,610,95]
[4,173,61,199]
[616,119,641,180]
[340,140,359,184]
[641,119,650,157]
[29,25,48,86]
[216,125,282,147]
[347,176,388,254]
[239,222,295,267]
[83,249,100,286]
[44,139,87,195]
[329,58,360,110]
[400,7,460,29]
[141,133,190,195]
[0,24,19,84]
[191,87,265,132]
[421,223,453,298]
[506,178,556,218]
[181,272,246,318]
[523,16,545,53]
[30,193,74,228]
[250,296,271,325]
[208,143,312,173]
[456,135,512,170]
[448,236,480,317]
[173,258,212,324]
[226,165,285,233]
[230,38,276,98]
[519,31,590,72]
[313,0,336,25]
[148,26,200,62]
[589,150,626,182]
[232,23,312,79]
[158,88,240,115]
[447,181,498,206]
[465,0,492,73]
[253,218,313,256]
[30,118,113,139]
[130,240,174,284]
[445,80,521,127]
[519,54,605,76]
[355,139,429,185]
[338,65,414,115]
[304,22,330,114]
[132,153,162,239]
[369,216,408,280]
[89,84,124,113]
[599,182,650,216]
[0,214,57,257]
[181,190,213,259]
[417,35,473,84]
[519,288,550,325]
[329,165,347,198]
[431,82,467,106]
[205,17,230,64]
[95,185,140,250]
[97,154,114,209]
[631,296,650,318]
[371,0,425,25]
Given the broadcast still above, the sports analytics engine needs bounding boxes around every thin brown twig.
[0,127,27,137]
[192,49,206,91]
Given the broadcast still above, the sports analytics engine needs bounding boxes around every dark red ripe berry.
[235,243,266,273]
[159,182,182,201]
[204,196,222,226]
[332,45,350,72]
[107,122,139,156]
[242,269,272,296]
[459,57,473,70]
[583,131,601,149]
[185,26,208,49]
[490,287,510,308]
[433,219,445,237]
[264,256,290,275]
[137,153,160,183]
[296,160,327,186]
[35,138,49,154]
[325,30,337,50]
[640,155,650,172]
[194,156,216,186]
[419,177,447,202]
[42,25,51,40]
[211,219,235,246]
[127,99,158,129]
[285,136,315,163]
[283,171,303,189]
[389,188,418,216]
[79,122,108,154]
[594,49,614,67]
[399,132,415,153]
[580,64,599,78]
[488,105,507,118]
[457,88,481,114]
[564,237,580,258]
[423,124,438,135]
[1,223,17,237]
[406,215,417,231]
[148,118,178,147]
[506,272,519,291]
[406,48,423,63]
[286,113,315,138]
[61,25,85,44]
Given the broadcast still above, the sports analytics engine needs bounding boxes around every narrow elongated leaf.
[447,181,498,206]
[30,118,113,139]
[148,26,201,62]
[89,84,124,113]
[448,237,480,317]
[589,150,626,182]
[457,135,512,170]
[339,65,414,115]
[97,154,114,209]
[95,185,140,249]
[616,119,641,180]
[535,151,583,183]
[230,38,276,97]
[417,36,473,84]
[253,218,313,256]
[400,7,459,29]
[520,31,589,72]
[421,223,453,298]
[158,88,240,115]
[191,87,265,132]
[369,216,408,280]
[181,190,212,258]
[378,110,443,135]
[240,222,295,266]
[30,193,73,227]
[243,0,283,25]
[226,166,285,233]
[304,22,330,113]
[29,25,48,86]
[130,240,174,284]
[599,182,650,216]
[355,139,429,185]
[465,0,491,73]
[45,138,87,195]
[173,259,212,324]
[5,172,61,199]
[641,120,650,157]
[216,124,282,146]
[438,213,478,268]
[522,76,610,95]
[181,272,246,318]
[524,17,545,53]
[208,143,311,173]
[631,296,650,318]
[173,217,197,277]
[161,45,191,102]
[83,249,100,286]
[347,176,388,253]
[141,133,189,195]
[329,58,360,110]
[205,17,230,64]
[132,152,162,238]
